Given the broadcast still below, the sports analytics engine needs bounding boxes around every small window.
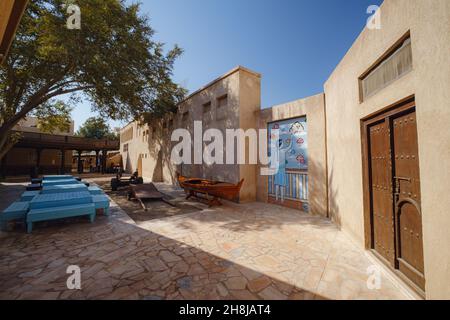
[360,35,412,101]
[182,111,189,123]
[217,95,228,108]
[168,119,174,129]
[203,101,211,113]
[203,101,212,122]
[216,94,228,120]
[123,143,128,152]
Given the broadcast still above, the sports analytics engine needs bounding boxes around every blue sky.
[71,0,383,130]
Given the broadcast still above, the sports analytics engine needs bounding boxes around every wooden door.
[368,119,395,265]
[392,109,425,290]
[363,101,425,293]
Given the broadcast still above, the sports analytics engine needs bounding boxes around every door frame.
[361,96,415,249]
[360,96,425,296]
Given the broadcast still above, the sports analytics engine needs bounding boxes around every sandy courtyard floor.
[0,180,414,300]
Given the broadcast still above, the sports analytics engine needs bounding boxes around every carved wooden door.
[365,102,425,292]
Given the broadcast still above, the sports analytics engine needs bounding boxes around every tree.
[0,0,186,160]
[76,117,117,140]
[35,100,73,134]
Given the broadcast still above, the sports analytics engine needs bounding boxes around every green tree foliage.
[0,0,186,159]
[76,117,117,140]
[34,100,73,134]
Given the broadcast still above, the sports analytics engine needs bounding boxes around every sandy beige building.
[121,0,450,299]
[121,66,261,202]
[323,0,450,299]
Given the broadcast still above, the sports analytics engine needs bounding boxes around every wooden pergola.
[4,130,120,175]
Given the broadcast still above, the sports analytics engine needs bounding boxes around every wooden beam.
[0,0,28,65]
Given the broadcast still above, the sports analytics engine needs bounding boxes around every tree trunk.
[0,133,16,162]
[0,121,23,162]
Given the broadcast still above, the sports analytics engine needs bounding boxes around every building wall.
[14,117,75,135]
[120,66,261,202]
[238,70,261,202]
[256,93,328,216]
[174,68,242,185]
[324,0,450,299]
[120,121,150,177]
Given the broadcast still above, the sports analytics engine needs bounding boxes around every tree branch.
[0,66,76,133]
[44,85,95,100]
[48,79,79,92]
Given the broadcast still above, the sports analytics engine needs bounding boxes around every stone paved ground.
[94,180,203,224]
[0,180,413,300]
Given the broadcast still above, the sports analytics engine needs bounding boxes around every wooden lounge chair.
[127,183,174,211]
[111,171,143,191]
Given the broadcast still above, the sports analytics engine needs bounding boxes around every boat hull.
[176,173,244,202]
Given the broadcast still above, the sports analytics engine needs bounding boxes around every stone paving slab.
[0,182,413,300]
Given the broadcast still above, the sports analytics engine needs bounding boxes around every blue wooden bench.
[92,195,110,216]
[1,201,29,231]
[41,184,88,194]
[26,203,95,233]
[42,179,81,186]
[30,191,92,210]
[21,191,40,201]
[26,183,42,191]
[43,175,74,180]
[88,186,103,195]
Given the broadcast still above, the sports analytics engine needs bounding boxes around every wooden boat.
[176,172,244,206]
